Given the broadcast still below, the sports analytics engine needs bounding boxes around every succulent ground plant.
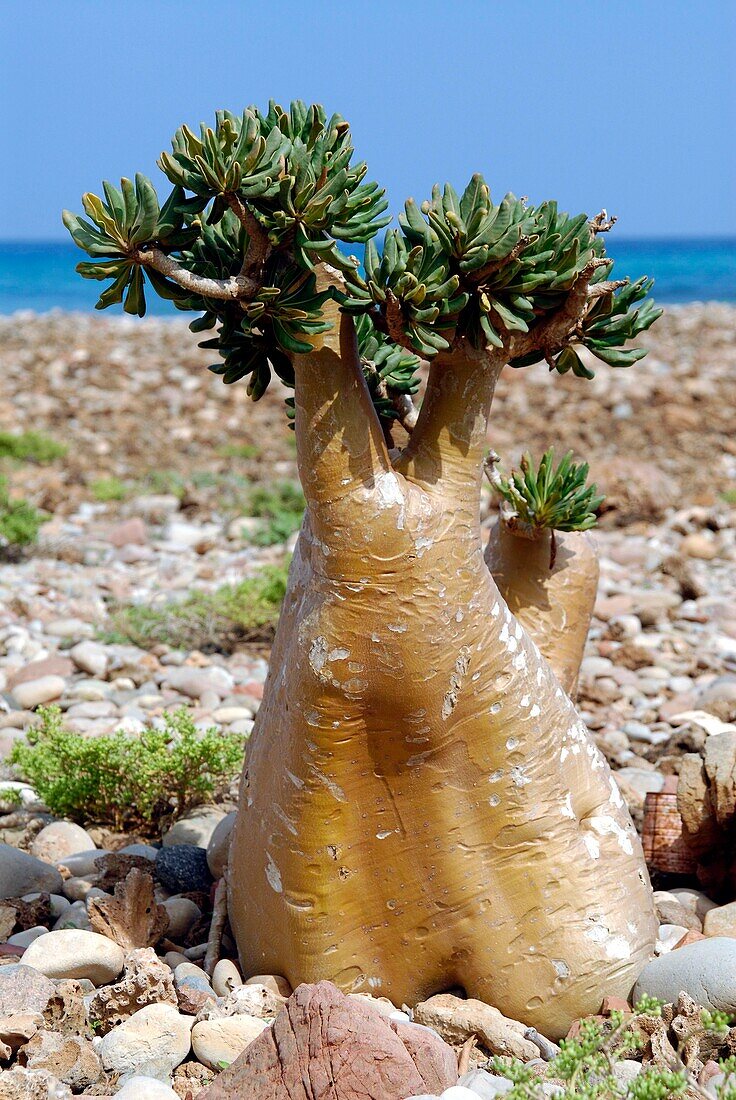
[66,100,662,1038]
[484,449,603,697]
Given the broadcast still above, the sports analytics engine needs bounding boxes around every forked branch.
[135,247,261,300]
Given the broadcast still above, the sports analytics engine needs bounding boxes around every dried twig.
[204,877,228,977]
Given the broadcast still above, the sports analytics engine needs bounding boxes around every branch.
[465,234,533,285]
[590,209,617,234]
[391,392,419,433]
[384,291,419,354]
[226,194,271,280]
[135,247,260,300]
[509,258,614,360]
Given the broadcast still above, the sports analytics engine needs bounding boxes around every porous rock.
[413,993,539,1061]
[86,947,177,1034]
[0,1066,73,1099]
[198,979,457,1099]
[196,982,285,1022]
[18,1030,102,1090]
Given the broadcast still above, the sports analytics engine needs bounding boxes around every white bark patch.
[441,647,471,719]
[587,814,635,855]
[265,853,283,892]
[583,834,601,859]
[375,472,406,529]
[309,636,328,674]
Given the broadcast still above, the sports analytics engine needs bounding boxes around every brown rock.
[595,458,679,525]
[106,517,147,547]
[600,996,632,1016]
[704,902,736,939]
[674,930,707,949]
[413,992,538,1060]
[88,868,169,950]
[704,733,736,826]
[6,656,73,691]
[199,980,457,1100]
[0,1013,42,1058]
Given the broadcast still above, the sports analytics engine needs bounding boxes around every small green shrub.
[137,468,187,498]
[0,478,46,555]
[10,706,245,832]
[102,561,289,652]
[90,476,129,502]
[246,481,305,546]
[721,488,736,505]
[219,442,261,460]
[490,996,735,1100]
[0,430,68,464]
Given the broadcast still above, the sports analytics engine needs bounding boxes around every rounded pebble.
[21,929,124,985]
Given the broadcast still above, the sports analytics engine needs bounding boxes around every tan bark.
[484,518,599,698]
[228,307,656,1041]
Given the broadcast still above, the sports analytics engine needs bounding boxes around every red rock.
[106,518,147,547]
[7,656,73,690]
[700,1061,722,1086]
[566,1014,605,1039]
[199,980,458,1100]
[600,996,632,1016]
[0,944,24,958]
[674,930,707,949]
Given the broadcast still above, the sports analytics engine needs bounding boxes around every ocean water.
[0,238,734,315]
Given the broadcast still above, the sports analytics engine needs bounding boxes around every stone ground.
[0,302,733,1096]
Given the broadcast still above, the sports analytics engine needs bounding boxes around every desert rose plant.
[65,100,662,1038]
[484,448,603,697]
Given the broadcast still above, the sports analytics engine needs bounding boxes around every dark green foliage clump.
[0,478,47,556]
[102,561,289,652]
[10,706,245,833]
[64,100,661,428]
[0,431,68,464]
[495,449,604,533]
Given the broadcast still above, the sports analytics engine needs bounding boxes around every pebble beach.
[0,302,734,1097]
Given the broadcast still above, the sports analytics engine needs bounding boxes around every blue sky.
[1,0,733,240]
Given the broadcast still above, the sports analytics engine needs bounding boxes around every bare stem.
[135,247,260,300]
[391,392,419,433]
[226,193,271,280]
[204,876,228,977]
[510,259,618,361]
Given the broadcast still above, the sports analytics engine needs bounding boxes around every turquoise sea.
[0,239,734,314]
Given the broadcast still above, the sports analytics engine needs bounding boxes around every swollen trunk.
[228,333,656,1040]
[484,518,599,697]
